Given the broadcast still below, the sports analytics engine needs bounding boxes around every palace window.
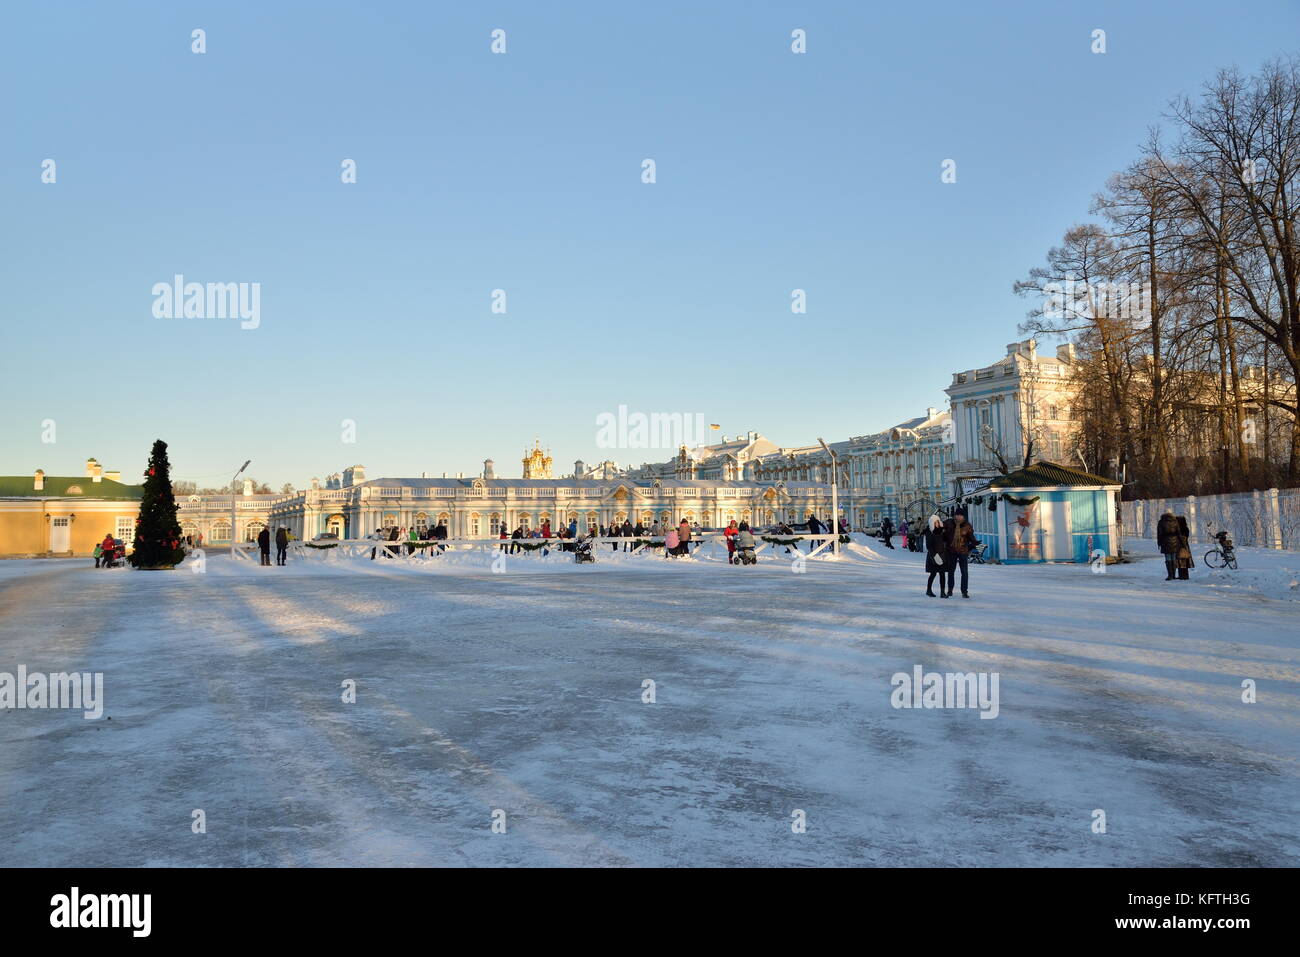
[518,513,531,530]
[210,522,231,542]
[117,517,135,542]
[490,513,502,535]
[469,513,481,536]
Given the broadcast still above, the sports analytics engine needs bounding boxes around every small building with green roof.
[0,460,143,557]
[951,461,1121,563]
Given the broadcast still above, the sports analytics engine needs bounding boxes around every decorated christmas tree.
[129,439,186,569]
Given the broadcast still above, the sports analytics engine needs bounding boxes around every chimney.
[91,464,103,483]
[242,479,253,496]
[573,459,584,478]
[1006,343,1020,356]
[484,459,495,480]
[85,457,98,477]
[34,469,44,491]
[310,476,320,490]
[927,407,938,419]
[104,470,120,482]
[1056,343,1076,363]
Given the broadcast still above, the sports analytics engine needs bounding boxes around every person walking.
[880,516,895,549]
[724,519,739,564]
[923,514,948,597]
[941,510,978,598]
[807,514,824,552]
[1175,514,1194,580]
[275,526,289,566]
[257,526,272,566]
[1156,511,1180,580]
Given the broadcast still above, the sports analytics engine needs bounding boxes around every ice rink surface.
[1,537,1297,866]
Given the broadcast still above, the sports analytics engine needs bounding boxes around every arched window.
[585,510,598,532]
[469,512,481,536]
[211,522,231,542]
[244,521,265,542]
[437,512,450,530]
[518,513,531,530]
[327,514,345,538]
[489,512,502,535]
[414,512,429,535]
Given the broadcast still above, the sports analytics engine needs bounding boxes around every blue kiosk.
[953,462,1121,564]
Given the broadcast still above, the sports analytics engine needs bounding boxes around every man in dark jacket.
[275,526,289,566]
[257,526,272,566]
[880,516,895,549]
[1156,512,1181,580]
[942,510,978,598]
[807,514,823,551]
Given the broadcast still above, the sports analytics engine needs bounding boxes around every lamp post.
[817,438,839,556]
[230,460,250,558]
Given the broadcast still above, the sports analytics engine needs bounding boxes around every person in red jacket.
[723,520,739,563]
[100,534,117,568]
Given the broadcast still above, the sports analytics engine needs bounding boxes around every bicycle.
[1203,529,1238,570]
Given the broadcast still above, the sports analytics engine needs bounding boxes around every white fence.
[231,534,845,563]
[1122,488,1300,550]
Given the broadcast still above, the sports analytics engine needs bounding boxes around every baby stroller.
[735,541,757,565]
[574,536,596,564]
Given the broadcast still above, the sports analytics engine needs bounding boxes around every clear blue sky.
[3,0,1296,488]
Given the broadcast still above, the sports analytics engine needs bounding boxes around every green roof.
[988,461,1118,489]
[0,476,144,500]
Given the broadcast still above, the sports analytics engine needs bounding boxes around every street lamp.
[817,438,839,556]
[230,460,250,558]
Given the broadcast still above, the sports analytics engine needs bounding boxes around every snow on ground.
[1,536,1297,866]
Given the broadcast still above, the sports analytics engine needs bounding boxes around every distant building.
[0,458,141,557]
[945,338,1080,497]
[175,477,278,545]
[751,409,953,527]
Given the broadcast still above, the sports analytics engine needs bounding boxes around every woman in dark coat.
[1175,515,1194,579]
[923,514,949,597]
[1156,511,1181,581]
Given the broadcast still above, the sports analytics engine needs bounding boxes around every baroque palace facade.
[265,444,829,539]
[4,339,1106,555]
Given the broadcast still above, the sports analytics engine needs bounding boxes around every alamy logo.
[50,887,151,937]
[595,405,709,450]
[1042,279,1149,321]
[0,666,104,719]
[152,274,261,329]
[890,665,999,719]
